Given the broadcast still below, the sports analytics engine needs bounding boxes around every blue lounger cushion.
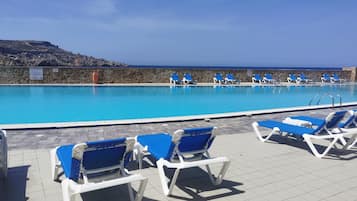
[57,144,75,179]
[258,120,316,136]
[56,137,129,181]
[137,127,215,161]
[137,134,175,161]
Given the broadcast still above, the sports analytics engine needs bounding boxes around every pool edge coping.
[2,102,357,130]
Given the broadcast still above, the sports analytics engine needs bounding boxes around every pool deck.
[2,106,357,201]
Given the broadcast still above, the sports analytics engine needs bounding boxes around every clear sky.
[0,0,356,67]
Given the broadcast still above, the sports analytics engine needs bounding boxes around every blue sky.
[0,0,356,67]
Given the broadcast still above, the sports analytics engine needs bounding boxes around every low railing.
[308,94,342,107]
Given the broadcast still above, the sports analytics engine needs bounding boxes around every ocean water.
[0,85,356,124]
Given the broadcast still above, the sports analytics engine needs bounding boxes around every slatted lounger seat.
[252,120,353,158]
[0,130,7,179]
[51,138,148,201]
[135,127,230,196]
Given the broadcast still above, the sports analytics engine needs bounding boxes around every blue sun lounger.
[182,73,194,84]
[135,127,230,196]
[170,72,181,85]
[225,73,238,84]
[252,118,354,158]
[297,73,310,83]
[252,74,262,83]
[213,73,224,84]
[51,138,148,201]
[287,74,297,83]
[321,73,331,83]
[0,130,7,179]
[331,73,342,83]
[263,73,275,83]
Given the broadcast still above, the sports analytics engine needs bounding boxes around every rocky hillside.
[0,40,126,67]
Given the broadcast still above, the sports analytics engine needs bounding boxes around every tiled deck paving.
[1,106,357,201]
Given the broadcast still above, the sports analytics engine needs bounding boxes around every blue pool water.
[0,85,356,124]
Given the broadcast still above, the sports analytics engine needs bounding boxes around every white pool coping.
[2,102,357,129]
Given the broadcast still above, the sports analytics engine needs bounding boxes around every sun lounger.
[252,74,262,84]
[287,74,297,83]
[321,73,331,83]
[331,73,342,83]
[213,73,224,84]
[297,73,310,83]
[170,72,181,85]
[135,127,230,196]
[182,73,194,84]
[0,130,7,179]
[263,73,275,83]
[225,73,238,84]
[252,118,354,158]
[51,137,148,201]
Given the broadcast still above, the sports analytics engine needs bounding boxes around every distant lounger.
[321,73,331,83]
[287,74,298,83]
[51,137,148,201]
[297,73,310,83]
[213,73,224,84]
[135,127,230,196]
[0,130,7,179]
[263,73,275,84]
[170,72,181,85]
[252,74,262,84]
[225,73,238,84]
[182,73,195,84]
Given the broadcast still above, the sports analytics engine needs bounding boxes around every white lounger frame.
[50,139,148,201]
[0,129,7,179]
[136,128,230,196]
[252,122,356,158]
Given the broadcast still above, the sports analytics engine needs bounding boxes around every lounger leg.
[303,134,340,158]
[252,122,279,142]
[61,179,74,201]
[127,183,135,201]
[326,129,347,145]
[205,160,230,185]
[344,134,357,150]
[157,159,179,196]
[134,178,148,201]
[50,148,60,181]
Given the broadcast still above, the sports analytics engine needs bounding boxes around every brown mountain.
[0,40,126,67]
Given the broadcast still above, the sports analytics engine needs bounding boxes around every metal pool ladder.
[308,94,342,107]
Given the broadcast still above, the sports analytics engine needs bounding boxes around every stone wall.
[0,66,354,84]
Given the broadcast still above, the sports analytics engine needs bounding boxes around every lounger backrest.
[300,73,306,79]
[265,74,273,79]
[184,73,192,80]
[227,73,234,80]
[333,73,339,79]
[325,110,347,129]
[174,127,216,155]
[322,73,330,80]
[254,74,261,80]
[171,73,179,80]
[215,73,223,80]
[339,110,356,128]
[70,138,133,181]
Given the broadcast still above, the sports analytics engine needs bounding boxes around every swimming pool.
[0,85,357,125]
